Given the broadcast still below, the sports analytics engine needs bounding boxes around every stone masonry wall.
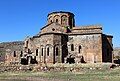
[68,34,102,63]
[0,41,24,64]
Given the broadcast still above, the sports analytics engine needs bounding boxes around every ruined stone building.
[0,11,113,65]
[0,41,24,64]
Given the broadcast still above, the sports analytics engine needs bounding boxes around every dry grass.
[0,64,120,81]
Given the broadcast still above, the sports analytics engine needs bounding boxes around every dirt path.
[0,77,68,81]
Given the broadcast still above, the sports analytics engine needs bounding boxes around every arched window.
[25,41,28,47]
[54,15,60,23]
[13,51,16,57]
[28,49,31,54]
[47,47,49,56]
[56,47,58,56]
[41,48,43,56]
[61,15,67,25]
[79,46,81,53]
[20,51,23,57]
[36,49,38,56]
[71,44,74,51]
[50,20,52,23]
[48,16,52,24]
[56,19,58,23]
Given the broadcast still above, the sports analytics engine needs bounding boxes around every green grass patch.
[0,63,119,81]
[0,67,120,81]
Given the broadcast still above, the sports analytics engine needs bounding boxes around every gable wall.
[68,34,102,63]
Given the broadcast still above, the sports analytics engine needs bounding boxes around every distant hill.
[0,41,24,55]
[113,47,120,59]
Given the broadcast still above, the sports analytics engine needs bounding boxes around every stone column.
[59,45,62,63]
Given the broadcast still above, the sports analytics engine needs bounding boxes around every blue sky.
[0,0,120,47]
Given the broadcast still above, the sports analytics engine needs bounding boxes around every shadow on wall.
[21,58,28,65]
[114,59,120,64]
[66,56,86,64]
[20,57,38,65]
[80,56,86,63]
[66,57,75,64]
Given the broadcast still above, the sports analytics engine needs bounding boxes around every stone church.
[0,11,113,65]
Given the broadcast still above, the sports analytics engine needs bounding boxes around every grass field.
[0,67,120,81]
